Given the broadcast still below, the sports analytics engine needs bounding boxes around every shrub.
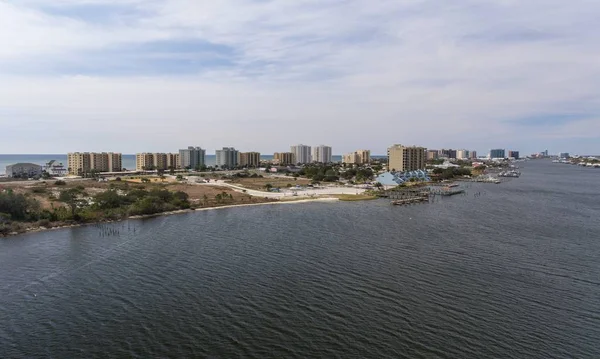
[55,180,66,186]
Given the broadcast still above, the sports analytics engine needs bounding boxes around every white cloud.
[1,0,599,154]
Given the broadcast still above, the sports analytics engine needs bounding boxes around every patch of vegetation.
[0,184,192,236]
[431,167,472,180]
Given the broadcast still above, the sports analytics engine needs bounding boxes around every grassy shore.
[333,194,379,201]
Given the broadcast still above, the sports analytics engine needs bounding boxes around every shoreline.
[1,197,340,238]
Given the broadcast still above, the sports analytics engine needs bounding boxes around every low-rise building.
[6,163,43,178]
[44,160,67,177]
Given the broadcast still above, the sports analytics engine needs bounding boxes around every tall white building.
[312,145,332,163]
[215,147,239,168]
[179,146,206,169]
[290,144,312,164]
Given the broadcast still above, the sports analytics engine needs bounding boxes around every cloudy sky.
[1,0,599,155]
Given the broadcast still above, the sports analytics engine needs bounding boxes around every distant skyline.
[1,1,599,155]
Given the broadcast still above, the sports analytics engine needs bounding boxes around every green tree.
[59,188,87,217]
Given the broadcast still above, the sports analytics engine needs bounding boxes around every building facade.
[387,144,427,172]
[239,152,260,167]
[67,152,122,175]
[290,144,312,164]
[135,153,154,171]
[508,150,520,159]
[312,145,332,163]
[470,151,478,159]
[216,147,239,168]
[136,153,181,171]
[274,152,295,165]
[44,160,67,177]
[456,149,470,160]
[179,146,206,169]
[427,150,439,160]
[343,152,359,164]
[438,149,457,159]
[5,163,43,178]
[167,153,180,169]
[489,149,506,159]
[343,149,370,164]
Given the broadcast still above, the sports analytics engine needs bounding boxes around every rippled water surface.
[1,160,599,358]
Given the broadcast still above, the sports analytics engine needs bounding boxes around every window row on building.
[67,152,122,175]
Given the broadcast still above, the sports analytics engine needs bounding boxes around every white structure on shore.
[44,160,67,176]
[291,144,312,164]
[312,145,332,163]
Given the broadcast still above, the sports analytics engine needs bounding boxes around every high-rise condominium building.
[179,146,206,169]
[274,152,295,165]
[167,153,180,169]
[387,144,426,172]
[508,151,520,159]
[343,150,370,164]
[290,144,312,164]
[312,145,332,163]
[67,152,122,175]
[136,153,154,171]
[559,152,570,159]
[456,149,470,160]
[216,147,239,168]
[489,149,506,159]
[136,153,181,171]
[470,151,478,159]
[427,150,439,160]
[239,152,260,167]
[438,149,457,159]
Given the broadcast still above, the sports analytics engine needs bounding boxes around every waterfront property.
[489,149,506,159]
[239,152,261,168]
[387,144,427,172]
[375,170,430,188]
[273,152,295,165]
[67,152,122,175]
[179,146,206,169]
[5,163,43,178]
[135,152,180,171]
[44,160,67,177]
[290,144,312,164]
[312,145,332,163]
[215,147,239,169]
[343,149,371,164]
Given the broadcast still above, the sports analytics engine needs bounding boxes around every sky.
[0,0,599,156]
